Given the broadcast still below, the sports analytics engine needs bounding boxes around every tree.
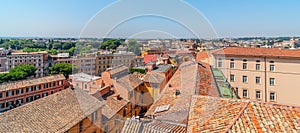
[48,49,58,55]
[100,39,122,50]
[130,68,146,74]
[9,64,37,78]
[0,73,10,83]
[127,39,142,55]
[49,63,78,78]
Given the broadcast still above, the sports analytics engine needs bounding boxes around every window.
[256,64,260,71]
[235,88,238,95]
[270,78,275,86]
[85,84,87,89]
[35,85,40,91]
[50,82,55,87]
[256,77,261,84]
[123,109,126,117]
[59,81,62,85]
[256,60,260,63]
[92,111,98,123]
[16,89,23,95]
[243,63,247,70]
[230,59,234,61]
[34,94,40,100]
[242,89,248,98]
[0,93,2,98]
[26,96,33,102]
[50,90,54,94]
[6,101,14,108]
[218,62,222,68]
[44,83,48,88]
[0,103,4,109]
[6,90,14,97]
[79,121,83,132]
[27,87,32,92]
[105,125,109,133]
[115,116,119,125]
[256,91,261,99]
[242,76,248,83]
[230,62,234,69]
[230,74,235,82]
[16,99,23,105]
[42,92,48,97]
[270,65,275,72]
[270,92,276,101]
[270,61,275,63]
[129,91,133,98]
[243,59,247,62]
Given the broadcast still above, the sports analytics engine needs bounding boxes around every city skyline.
[0,0,300,38]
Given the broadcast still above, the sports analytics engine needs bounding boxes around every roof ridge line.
[224,100,250,133]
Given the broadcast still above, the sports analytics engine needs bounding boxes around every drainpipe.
[264,56,267,102]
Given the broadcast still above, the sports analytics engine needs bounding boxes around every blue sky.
[0,0,299,38]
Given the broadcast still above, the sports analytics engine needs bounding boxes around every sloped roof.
[109,65,129,75]
[196,62,219,97]
[121,118,186,133]
[143,71,165,84]
[0,74,66,92]
[187,95,300,133]
[196,51,209,62]
[153,64,172,73]
[0,88,104,133]
[114,74,143,92]
[98,92,129,119]
[145,61,198,124]
[212,47,300,59]
[71,73,100,82]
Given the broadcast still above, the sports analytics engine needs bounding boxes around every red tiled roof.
[121,118,187,133]
[196,62,219,97]
[144,54,157,64]
[196,51,209,62]
[187,95,300,133]
[212,47,300,58]
[145,61,198,124]
[99,92,129,119]
[143,71,165,84]
[114,74,143,92]
[0,74,66,92]
[0,88,104,132]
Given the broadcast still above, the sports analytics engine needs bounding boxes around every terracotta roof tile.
[0,74,65,92]
[145,61,198,124]
[109,65,129,75]
[187,95,300,133]
[0,88,104,133]
[114,74,143,92]
[143,71,165,84]
[121,118,187,133]
[144,54,157,64]
[196,62,219,97]
[98,91,129,119]
[196,51,209,62]
[212,47,300,59]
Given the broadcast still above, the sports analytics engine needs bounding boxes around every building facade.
[96,52,135,76]
[7,51,48,77]
[212,47,300,106]
[72,55,96,75]
[0,74,68,113]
